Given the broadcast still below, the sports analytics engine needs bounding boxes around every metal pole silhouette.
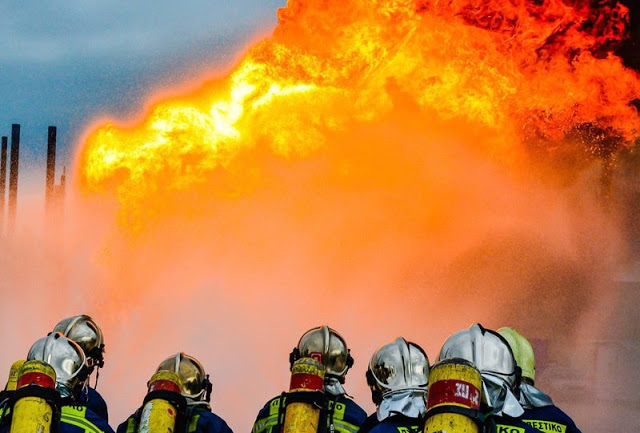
[8,124,20,233]
[45,126,57,217]
[0,136,7,233]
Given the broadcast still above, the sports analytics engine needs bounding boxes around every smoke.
[6,110,629,430]
[1,105,636,432]
[2,0,640,431]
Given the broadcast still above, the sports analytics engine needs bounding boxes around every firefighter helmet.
[156,353,212,402]
[366,337,429,405]
[27,332,87,396]
[497,327,535,384]
[53,315,104,370]
[290,326,354,383]
[439,323,523,417]
[439,324,518,388]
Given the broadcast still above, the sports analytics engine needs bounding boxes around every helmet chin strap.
[94,366,100,389]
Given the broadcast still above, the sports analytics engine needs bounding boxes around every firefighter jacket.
[117,404,233,433]
[519,406,582,433]
[84,387,109,423]
[0,403,114,433]
[358,413,424,433]
[250,393,367,433]
[59,405,115,433]
[486,414,547,433]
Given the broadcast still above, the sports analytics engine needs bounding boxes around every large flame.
[78,0,640,228]
[67,0,640,430]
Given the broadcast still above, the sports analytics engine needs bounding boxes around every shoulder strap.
[277,392,287,429]
[125,414,138,433]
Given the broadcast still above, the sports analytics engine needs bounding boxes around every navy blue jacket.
[520,405,582,433]
[359,413,424,433]
[83,387,109,423]
[117,404,233,433]
[251,393,367,433]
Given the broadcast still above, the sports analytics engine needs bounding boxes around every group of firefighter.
[0,315,581,433]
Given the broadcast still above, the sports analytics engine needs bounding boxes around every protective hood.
[376,389,427,421]
[519,383,554,409]
[482,373,524,418]
[324,376,346,396]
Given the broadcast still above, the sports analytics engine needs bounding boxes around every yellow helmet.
[497,327,535,383]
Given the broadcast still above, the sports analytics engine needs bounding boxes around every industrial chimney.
[0,136,7,234]
[45,126,57,217]
[8,124,20,233]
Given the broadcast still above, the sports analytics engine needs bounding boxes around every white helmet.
[367,337,429,403]
[439,323,523,417]
[53,315,104,372]
[27,333,88,397]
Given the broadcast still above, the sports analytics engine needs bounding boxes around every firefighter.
[0,332,114,433]
[438,323,540,433]
[359,338,429,433]
[53,314,109,422]
[250,325,367,433]
[117,352,233,433]
[497,327,582,433]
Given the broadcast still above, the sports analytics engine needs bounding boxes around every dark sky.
[0,1,286,192]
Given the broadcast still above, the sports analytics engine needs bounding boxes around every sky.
[0,0,286,195]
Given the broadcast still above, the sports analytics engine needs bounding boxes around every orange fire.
[61,3,640,428]
[76,0,640,230]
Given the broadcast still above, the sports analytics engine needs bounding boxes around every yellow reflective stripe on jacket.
[125,415,137,433]
[62,406,87,418]
[188,413,201,433]
[252,414,279,433]
[522,419,567,433]
[495,425,525,433]
[332,418,360,433]
[330,400,346,421]
[396,426,422,433]
[252,396,284,433]
[61,406,102,433]
[269,398,282,416]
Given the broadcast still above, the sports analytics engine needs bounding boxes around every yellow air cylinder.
[5,360,25,392]
[283,357,325,433]
[10,360,56,433]
[424,358,483,433]
[138,371,183,433]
